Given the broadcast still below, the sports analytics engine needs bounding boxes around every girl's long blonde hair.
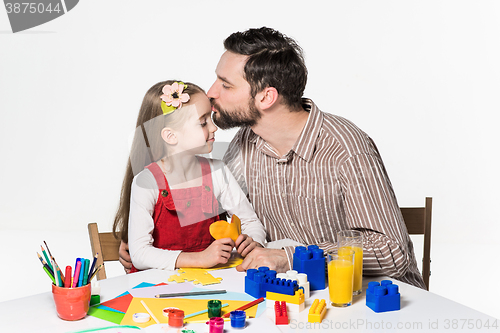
[112,80,205,242]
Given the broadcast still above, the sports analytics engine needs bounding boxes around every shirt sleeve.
[128,169,181,271]
[340,152,413,278]
[210,159,266,247]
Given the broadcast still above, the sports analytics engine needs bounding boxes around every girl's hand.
[235,234,263,257]
[176,238,235,268]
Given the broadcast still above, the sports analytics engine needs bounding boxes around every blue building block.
[245,267,299,298]
[366,280,401,313]
[292,245,326,291]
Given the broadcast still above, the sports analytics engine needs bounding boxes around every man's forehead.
[216,51,248,80]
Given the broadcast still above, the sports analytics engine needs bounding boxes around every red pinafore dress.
[130,157,223,273]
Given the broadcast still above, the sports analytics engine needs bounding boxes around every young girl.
[113,80,266,272]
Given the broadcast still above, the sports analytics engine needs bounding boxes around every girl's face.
[175,93,218,155]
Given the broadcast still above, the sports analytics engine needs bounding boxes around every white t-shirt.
[128,158,266,270]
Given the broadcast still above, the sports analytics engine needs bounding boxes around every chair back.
[400,197,432,290]
[88,222,121,280]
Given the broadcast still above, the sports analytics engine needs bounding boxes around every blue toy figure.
[292,245,326,290]
[366,280,401,313]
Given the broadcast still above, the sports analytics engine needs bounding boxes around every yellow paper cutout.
[168,268,222,285]
[209,215,241,242]
[121,297,257,327]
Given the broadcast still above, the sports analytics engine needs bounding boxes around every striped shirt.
[223,98,426,289]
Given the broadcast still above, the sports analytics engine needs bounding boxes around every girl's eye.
[200,121,208,127]
[222,83,230,89]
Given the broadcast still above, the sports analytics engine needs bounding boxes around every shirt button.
[161,190,168,197]
[291,223,295,227]
[186,201,191,207]
[205,186,211,192]
[281,192,286,198]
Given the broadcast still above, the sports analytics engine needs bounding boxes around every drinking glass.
[327,248,355,307]
[337,230,363,295]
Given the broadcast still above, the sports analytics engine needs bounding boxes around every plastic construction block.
[366,280,401,313]
[266,290,305,312]
[244,267,298,299]
[292,245,326,291]
[308,299,327,323]
[277,270,310,299]
[266,289,305,305]
[275,301,288,325]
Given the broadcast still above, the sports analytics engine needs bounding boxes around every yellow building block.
[266,289,304,305]
[308,299,327,323]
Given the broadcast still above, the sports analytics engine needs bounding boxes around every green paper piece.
[87,306,125,325]
[161,101,176,115]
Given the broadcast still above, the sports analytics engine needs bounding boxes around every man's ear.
[161,128,177,145]
[255,87,279,110]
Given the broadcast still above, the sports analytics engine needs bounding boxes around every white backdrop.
[1,0,499,320]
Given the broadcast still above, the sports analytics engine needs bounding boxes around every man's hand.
[235,234,263,257]
[235,247,289,273]
[119,240,132,274]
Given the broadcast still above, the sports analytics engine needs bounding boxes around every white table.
[0,268,497,333]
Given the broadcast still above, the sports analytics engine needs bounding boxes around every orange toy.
[209,215,241,242]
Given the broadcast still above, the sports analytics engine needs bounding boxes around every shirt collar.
[248,98,323,162]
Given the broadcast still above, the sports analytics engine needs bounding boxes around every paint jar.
[207,299,222,318]
[168,309,184,327]
[230,310,246,329]
[52,283,91,320]
[206,316,224,333]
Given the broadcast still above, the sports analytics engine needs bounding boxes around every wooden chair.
[400,197,433,290]
[88,223,121,280]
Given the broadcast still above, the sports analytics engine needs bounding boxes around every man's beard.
[211,98,261,130]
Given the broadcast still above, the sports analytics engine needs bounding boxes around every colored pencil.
[184,303,229,319]
[89,263,103,282]
[87,253,98,282]
[37,252,54,276]
[141,300,159,324]
[41,246,53,271]
[155,289,227,298]
[222,297,264,318]
[43,266,56,284]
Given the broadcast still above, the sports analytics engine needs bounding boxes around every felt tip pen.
[72,260,82,288]
[64,266,72,288]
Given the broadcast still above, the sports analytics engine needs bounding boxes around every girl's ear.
[161,128,177,145]
[255,87,279,110]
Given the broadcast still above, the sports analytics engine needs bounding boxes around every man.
[120,27,425,289]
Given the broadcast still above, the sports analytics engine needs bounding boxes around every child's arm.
[128,170,182,271]
[175,238,235,268]
[211,160,267,251]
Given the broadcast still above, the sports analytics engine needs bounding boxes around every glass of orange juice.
[337,230,363,295]
[327,248,355,307]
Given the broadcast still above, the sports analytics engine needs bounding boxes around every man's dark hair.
[224,27,307,111]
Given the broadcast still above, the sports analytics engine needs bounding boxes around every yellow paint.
[121,298,257,327]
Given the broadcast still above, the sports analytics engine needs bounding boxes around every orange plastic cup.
[52,283,91,320]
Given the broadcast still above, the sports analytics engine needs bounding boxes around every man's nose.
[207,83,218,99]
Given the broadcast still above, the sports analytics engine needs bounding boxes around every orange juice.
[340,246,363,294]
[328,259,354,306]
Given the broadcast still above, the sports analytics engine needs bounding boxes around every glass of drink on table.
[327,248,355,307]
[337,230,363,295]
